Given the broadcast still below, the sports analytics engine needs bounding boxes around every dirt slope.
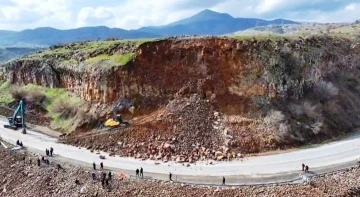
[2,36,360,161]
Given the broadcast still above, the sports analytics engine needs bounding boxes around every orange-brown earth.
[2,36,360,161]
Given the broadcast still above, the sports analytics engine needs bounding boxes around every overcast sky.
[0,0,359,31]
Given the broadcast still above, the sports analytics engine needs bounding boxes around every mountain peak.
[198,9,218,15]
[191,9,233,21]
[166,9,233,27]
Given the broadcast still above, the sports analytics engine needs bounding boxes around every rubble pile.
[65,94,238,163]
[1,148,359,197]
[156,94,228,161]
[121,94,233,162]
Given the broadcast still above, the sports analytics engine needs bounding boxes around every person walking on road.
[46,149,49,156]
[140,167,143,178]
[101,178,105,188]
[105,178,109,187]
[50,147,53,157]
[108,171,112,180]
[302,163,305,171]
[93,162,96,170]
[57,164,62,170]
[102,172,106,181]
[222,177,225,185]
[91,171,96,180]
[305,165,309,173]
[136,168,139,177]
[169,172,172,181]
[100,162,104,170]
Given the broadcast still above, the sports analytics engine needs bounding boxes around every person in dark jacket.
[91,171,96,180]
[50,147,54,157]
[222,177,225,185]
[305,165,309,173]
[100,162,103,170]
[108,171,112,180]
[105,178,109,187]
[302,163,305,171]
[136,168,139,176]
[37,158,41,166]
[101,178,105,188]
[140,167,143,178]
[93,162,96,170]
[169,172,172,181]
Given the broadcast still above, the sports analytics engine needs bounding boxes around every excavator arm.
[112,98,134,120]
[104,98,135,128]
[4,100,26,134]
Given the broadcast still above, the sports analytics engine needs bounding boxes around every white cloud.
[256,0,285,13]
[0,0,359,31]
[75,0,219,29]
[77,7,113,27]
[345,3,356,10]
[0,0,72,30]
[304,3,360,23]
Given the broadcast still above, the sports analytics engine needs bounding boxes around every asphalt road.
[1,118,360,185]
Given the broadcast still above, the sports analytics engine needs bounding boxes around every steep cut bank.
[1,36,360,162]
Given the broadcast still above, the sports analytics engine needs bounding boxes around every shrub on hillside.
[105,37,118,41]
[303,102,322,120]
[10,87,27,101]
[313,81,339,101]
[10,87,46,105]
[264,110,286,126]
[288,103,304,116]
[49,98,80,119]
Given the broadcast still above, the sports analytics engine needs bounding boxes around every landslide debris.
[65,94,231,162]
[1,147,359,197]
[2,36,360,162]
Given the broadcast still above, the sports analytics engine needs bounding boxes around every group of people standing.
[135,167,144,178]
[45,147,54,157]
[302,163,310,173]
[91,162,112,189]
[16,139,23,147]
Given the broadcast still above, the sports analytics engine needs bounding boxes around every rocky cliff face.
[3,37,358,104]
[2,36,360,155]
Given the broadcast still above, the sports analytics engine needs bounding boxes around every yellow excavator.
[103,98,135,129]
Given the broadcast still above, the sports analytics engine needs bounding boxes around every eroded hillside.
[1,36,360,161]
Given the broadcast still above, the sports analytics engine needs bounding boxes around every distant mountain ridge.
[0,26,160,47]
[138,9,298,36]
[0,47,43,62]
[0,9,298,47]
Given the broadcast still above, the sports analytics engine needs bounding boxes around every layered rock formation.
[2,36,360,157]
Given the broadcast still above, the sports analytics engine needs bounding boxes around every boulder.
[215,151,223,158]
